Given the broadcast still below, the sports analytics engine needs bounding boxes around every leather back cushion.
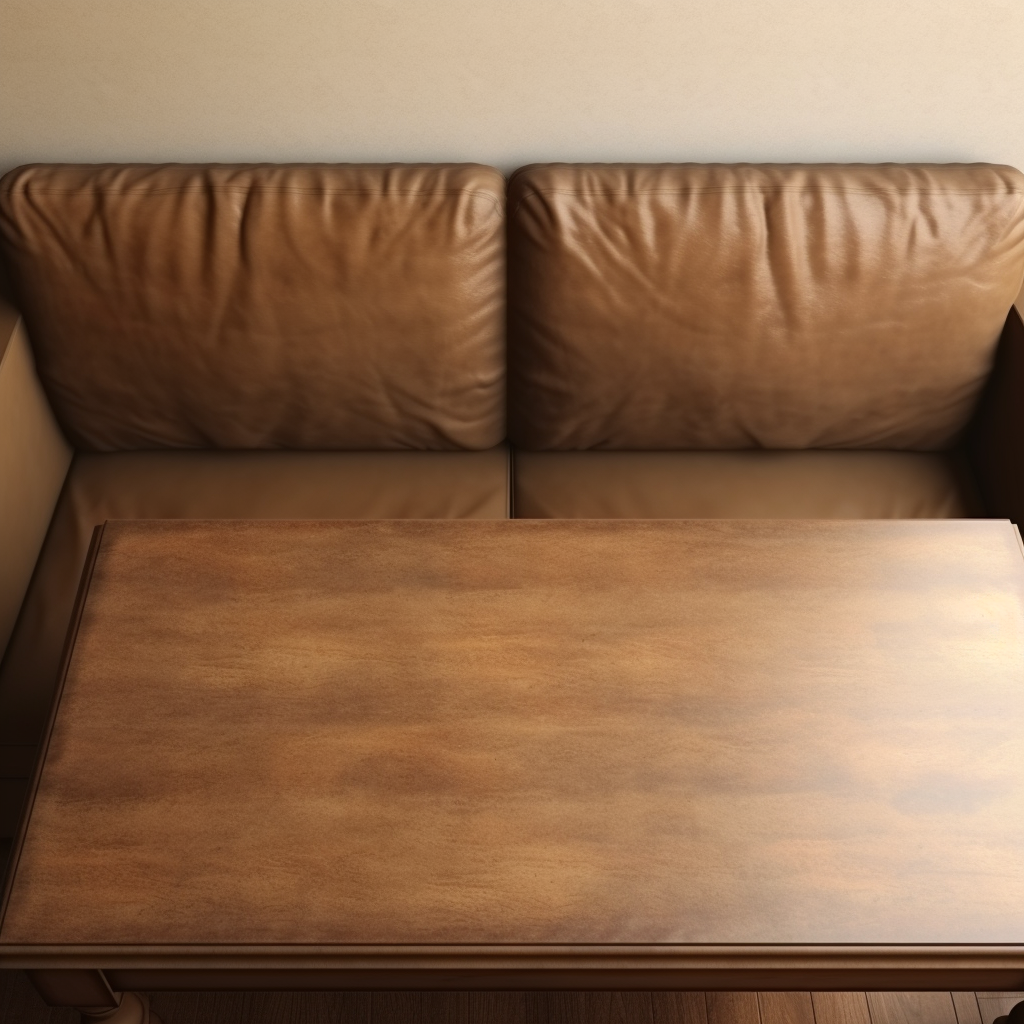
[508,164,1024,451]
[0,164,505,451]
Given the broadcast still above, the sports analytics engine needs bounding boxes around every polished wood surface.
[2,519,1023,954]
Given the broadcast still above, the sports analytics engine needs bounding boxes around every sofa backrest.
[0,164,505,451]
[508,163,1024,451]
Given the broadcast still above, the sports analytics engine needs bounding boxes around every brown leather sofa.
[2,159,1024,903]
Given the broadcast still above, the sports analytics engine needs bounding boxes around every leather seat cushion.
[0,447,509,746]
[0,164,506,451]
[513,450,981,519]
[508,163,1024,451]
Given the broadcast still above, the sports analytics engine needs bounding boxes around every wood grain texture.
[372,991,422,1024]
[548,991,654,1023]
[468,992,547,1024]
[707,993,760,1024]
[811,993,871,1024]
[652,992,709,1024]
[229,991,370,1024]
[370,991,485,1024]
[3,519,1024,950]
[420,990,470,1024]
[951,993,983,1024]
[867,993,958,1024]
[760,993,814,1024]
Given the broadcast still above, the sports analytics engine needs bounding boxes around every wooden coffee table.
[1,519,1023,1020]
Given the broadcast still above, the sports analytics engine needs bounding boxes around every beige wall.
[1,0,1022,175]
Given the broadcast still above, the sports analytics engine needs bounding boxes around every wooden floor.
[0,975,1021,1024]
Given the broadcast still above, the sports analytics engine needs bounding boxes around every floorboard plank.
[547,992,654,1024]
[254,990,371,1024]
[812,992,872,1024]
[866,993,958,1024]
[372,991,422,1023]
[976,994,1024,1024]
[334,991,375,1024]
[421,991,470,1024]
[951,993,983,1024]
[155,991,248,1024]
[198,991,248,1024]
[239,990,321,1024]
[467,991,547,1024]
[652,992,709,1024]
[760,993,814,1024]
[150,991,372,1024]
[150,990,205,1024]
[707,992,761,1024]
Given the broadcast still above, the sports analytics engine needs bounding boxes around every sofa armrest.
[0,297,72,663]
[966,305,1024,523]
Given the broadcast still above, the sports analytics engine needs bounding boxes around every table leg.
[26,970,162,1024]
[77,991,161,1024]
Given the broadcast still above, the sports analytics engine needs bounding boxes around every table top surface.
[2,518,1024,951]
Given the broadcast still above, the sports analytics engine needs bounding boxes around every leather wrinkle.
[0,163,506,451]
[508,163,1024,451]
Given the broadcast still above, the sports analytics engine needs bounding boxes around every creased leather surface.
[508,164,1024,451]
[513,450,980,519]
[0,164,505,451]
[0,446,509,745]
